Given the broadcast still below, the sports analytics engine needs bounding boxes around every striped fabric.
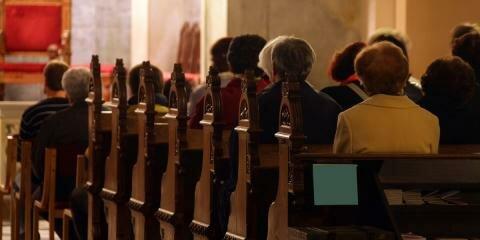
[20,97,70,140]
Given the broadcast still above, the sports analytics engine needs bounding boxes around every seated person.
[188,37,234,116]
[334,42,439,154]
[420,57,480,144]
[368,28,423,102]
[258,36,341,144]
[321,41,368,110]
[33,68,91,238]
[453,32,480,80]
[450,22,480,47]
[189,34,268,129]
[20,61,70,140]
[452,32,480,135]
[127,63,168,113]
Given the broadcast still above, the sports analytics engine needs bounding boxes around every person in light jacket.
[334,42,440,154]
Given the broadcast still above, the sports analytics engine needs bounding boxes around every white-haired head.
[61,68,91,103]
[271,36,317,82]
[258,36,289,82]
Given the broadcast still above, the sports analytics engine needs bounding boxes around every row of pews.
[4,54,480,240]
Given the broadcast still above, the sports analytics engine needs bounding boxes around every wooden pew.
[128,61,169,240]
[100,58,137,239]
[265,75,480,239]
[62,155,88,240]
[225,71,278,239]
[265,74,399,239]
[85,55,111,240]
[0,135,18,240]
[17,140,33,240]
[32,145,85,240]
[189,66,234,239]
[156,63,203,239]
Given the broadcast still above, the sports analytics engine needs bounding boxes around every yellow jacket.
[333,94,440,154]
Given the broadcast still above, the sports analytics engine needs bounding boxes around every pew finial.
[139,61,155,110]
[111,58,127,107]
[88,54,102,104]
[169,63,187,113]
[206,66,220,88]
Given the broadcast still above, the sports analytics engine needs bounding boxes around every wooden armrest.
[34,200,48,211]
[63,209,73,218]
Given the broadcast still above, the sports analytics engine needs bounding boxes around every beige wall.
[202,0,370,90]
[404,0,480,78]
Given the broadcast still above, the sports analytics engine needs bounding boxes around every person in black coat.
[321,41,368,110]
[33,68,91,239]
[419,56,480,144]
[258,37,342,144]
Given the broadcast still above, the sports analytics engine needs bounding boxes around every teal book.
[312,164,358,205]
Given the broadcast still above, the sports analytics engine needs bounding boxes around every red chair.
[0,0,72,98]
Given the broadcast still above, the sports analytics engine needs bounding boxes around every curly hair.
[452,32,480,80]
[329,41,366,82]
[421,56,476,106]
[227,34,266,76]
[451,22,480,46]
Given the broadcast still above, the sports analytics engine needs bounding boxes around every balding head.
[355,42,409,96]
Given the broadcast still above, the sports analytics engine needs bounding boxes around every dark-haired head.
[451,23,480,46]
[421,56,476,106]
[128,64,163,96]
[44,60,69,92]
[329,41,366,82]
[368,28,409,59]
[452,32,480,81]
[227,34,266,76]
[211,37,233,73]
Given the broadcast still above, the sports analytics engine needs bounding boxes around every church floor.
[2,220,60,240]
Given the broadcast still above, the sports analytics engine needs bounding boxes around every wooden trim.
[1,0,72,63]
[0,72,43,84]
[21,140,33,240]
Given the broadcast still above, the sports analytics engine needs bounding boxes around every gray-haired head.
[258,35,289,82]
[272,36,316,82]
[62,68,91,103]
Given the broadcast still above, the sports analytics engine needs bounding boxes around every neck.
[46,90,66,98]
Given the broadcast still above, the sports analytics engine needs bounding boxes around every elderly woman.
[258,36,341,143]
[333,42,439,154]
[420,57,480,144]
[321,41,368,110]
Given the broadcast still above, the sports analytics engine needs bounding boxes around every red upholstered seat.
[5,5,62,51]
[0,63,45,73]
